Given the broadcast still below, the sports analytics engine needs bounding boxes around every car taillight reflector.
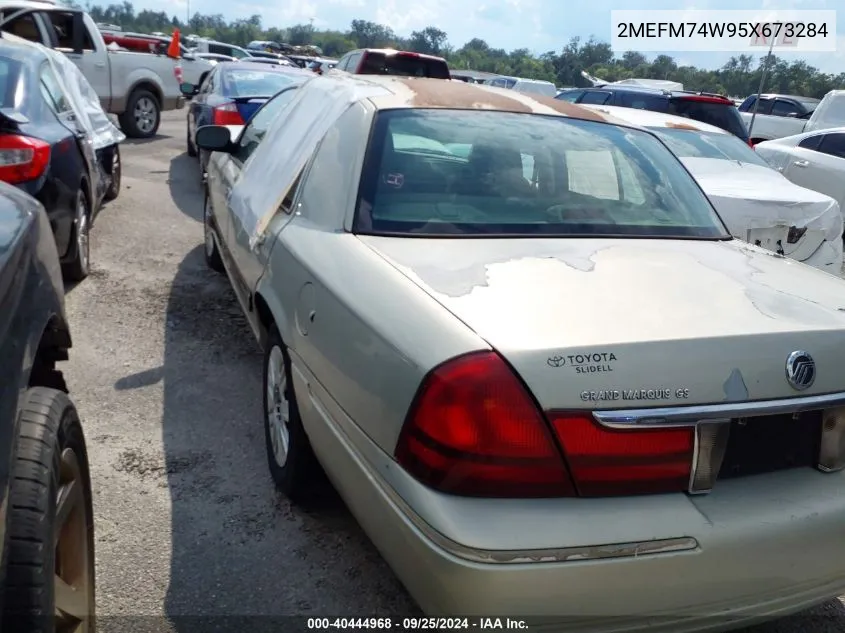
[212,103,244,125]
[395,352,575,497]
[0,135,50,185]
[548,413,694,496]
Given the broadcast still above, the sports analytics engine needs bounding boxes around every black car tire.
[103,145,121,202]
[187,125,197,157]
[118,88,161,139]
[203,194,224,273]
[62,188,90,282]
[1,387,96,633]
[263,326,322,503]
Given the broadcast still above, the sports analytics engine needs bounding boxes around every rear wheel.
[118,89,160,139]
[1,387,96,633]
[62,188,90,282]
[203,194,224,273]
[263,326,322,503]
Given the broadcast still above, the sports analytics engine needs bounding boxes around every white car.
[754,128,845,226]
[584,105,844,275]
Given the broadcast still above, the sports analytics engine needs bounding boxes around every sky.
[134,0,845,73]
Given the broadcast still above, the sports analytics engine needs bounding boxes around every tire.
[203,194,224,273]
[263,326,321,503]
[62,188,90,282]
[118,89,160,139]
[187,124,197,157]
[2,387,96,633]
[103,145,121,202]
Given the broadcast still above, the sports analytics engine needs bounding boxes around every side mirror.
[180,82,199,97]
[195,125,234,152]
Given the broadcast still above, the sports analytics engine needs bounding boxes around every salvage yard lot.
[66,110,845,629]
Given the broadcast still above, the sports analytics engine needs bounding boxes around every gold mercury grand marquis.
[194,73,845,630]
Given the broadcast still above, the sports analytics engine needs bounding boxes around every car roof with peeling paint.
[580,104,729,136]
[318,73,639,128]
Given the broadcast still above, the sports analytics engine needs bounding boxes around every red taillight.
[398,51,421,58]
[394,352,575,497]
[212,103,244,125]
[0,135,50,185]
[549,413,694,496]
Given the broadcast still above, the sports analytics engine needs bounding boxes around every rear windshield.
[359,52,450,79]
[221,69,297,97]
[354,109,728,239]
[649,127,770,167]
[668,98,749,141]
[0,56,23,109]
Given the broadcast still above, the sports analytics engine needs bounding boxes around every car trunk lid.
[360,235,845,412]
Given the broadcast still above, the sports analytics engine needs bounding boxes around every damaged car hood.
[361,235,845,409]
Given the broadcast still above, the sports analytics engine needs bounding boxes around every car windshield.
[0,56,23,109]
[649,127,771,167]
[354,109,728,239]
[222,69,296,97]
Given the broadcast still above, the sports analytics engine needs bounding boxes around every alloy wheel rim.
[266,346,290,467]
[134,97,157,134]
[54,447,92,633]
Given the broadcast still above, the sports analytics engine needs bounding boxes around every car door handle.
[793,160,809,168]
[95,61,106,68]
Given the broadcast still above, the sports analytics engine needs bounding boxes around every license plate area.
[718,410,823,480]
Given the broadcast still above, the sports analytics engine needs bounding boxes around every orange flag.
[166,28,181,59]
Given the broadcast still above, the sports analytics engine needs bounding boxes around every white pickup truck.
[0,0,183,137]
[740,91,845,144]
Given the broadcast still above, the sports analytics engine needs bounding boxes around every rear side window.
[817,133,845,160]
[0,57,23,109]
[668,99,748,141]
[359,52,450,79]
[555,90,584,103]
[579,91,611,105]
[616,92,669,112]
[798,134,823,151]
[354,108,727,239]
[771,99,800,117]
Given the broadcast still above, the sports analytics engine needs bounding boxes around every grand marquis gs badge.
[785,350,815,391]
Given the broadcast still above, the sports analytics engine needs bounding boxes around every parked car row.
[0,34,123,282]
[187,71,845,622]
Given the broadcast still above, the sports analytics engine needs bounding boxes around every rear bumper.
[295,359,845,629]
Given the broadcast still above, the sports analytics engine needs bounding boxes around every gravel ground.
[62,110,845,631]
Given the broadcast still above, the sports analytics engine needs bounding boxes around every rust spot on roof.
[393,77,534,113]
[531,96,610,122]
[665,121,701,131]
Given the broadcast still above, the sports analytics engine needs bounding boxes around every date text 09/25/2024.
[306,618,529,630]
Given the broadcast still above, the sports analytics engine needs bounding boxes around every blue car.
[182,62,311,174]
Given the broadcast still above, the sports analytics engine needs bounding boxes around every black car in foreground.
[0,182,95,631]
[556,84,750,143]
[0,38,122,282]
